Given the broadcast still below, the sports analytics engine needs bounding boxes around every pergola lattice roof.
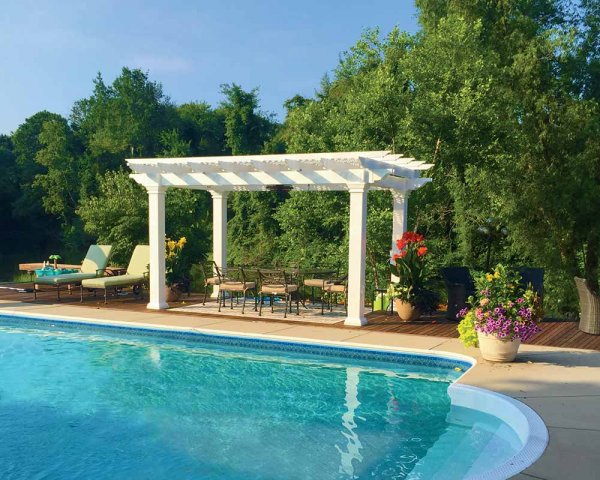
[127,151,433,192]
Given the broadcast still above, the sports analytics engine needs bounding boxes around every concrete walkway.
[1,299,598,480]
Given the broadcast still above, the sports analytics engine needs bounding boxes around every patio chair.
[200,261,221,305]
[258,269,299,318]
[303,265,338,310]
[574,277,600,335]
[34,245,113,300]
[218,267,256,314]
[80,245,149,303]
[518,267,544,303]
[440,267,475,320]
[323,274,348,315]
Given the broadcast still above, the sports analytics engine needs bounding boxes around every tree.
[71,68,174,164]
[177,102,227,155]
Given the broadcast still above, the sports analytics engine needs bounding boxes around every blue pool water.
[0,316,521,479]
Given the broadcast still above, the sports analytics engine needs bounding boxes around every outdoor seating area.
[189,262,348,321]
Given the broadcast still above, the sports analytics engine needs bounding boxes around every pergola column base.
[344,315,368,327]
[147,301,169,310]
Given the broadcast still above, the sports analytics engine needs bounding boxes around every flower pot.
[477,332,521,362]
[165,285,182,303]
[394,299,421,322]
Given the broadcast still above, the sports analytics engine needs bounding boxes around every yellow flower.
[486,273,494,282]
[494,271,500,279]
[167,240,176,251]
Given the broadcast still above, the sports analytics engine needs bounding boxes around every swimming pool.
[0,314,545,479]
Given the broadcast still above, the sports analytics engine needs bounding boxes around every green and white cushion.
[81,245,149,290]
[81,274,146,289]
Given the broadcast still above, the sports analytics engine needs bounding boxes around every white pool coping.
[448,384,549,480]
[0,308,549,478]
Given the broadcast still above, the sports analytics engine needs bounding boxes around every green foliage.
[71,68,172,161]
[77,170,148,265]
[457,311,479,347]
[34,119,80,222]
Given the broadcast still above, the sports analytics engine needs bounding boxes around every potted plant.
[165,236,187,302]
[457,264,543,362]
[388,231,436,321]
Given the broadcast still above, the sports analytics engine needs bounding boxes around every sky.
[1,0,419,135]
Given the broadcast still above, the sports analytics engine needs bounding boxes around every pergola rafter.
[127,150,433,326]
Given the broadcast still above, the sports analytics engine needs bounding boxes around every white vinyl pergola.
[127,151,432,326]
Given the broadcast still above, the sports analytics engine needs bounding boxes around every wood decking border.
[1,284,598,351]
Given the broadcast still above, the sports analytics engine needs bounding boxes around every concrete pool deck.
[1,299,598,480]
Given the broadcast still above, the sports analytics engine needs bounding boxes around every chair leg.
[33,283,37,300]
[80,284,83,302]
[242,291,247,314]
[259,293,263,316]
[57,285,61,301]
[218,289,222,312]
[203,284,208,305]
[283,294,288,319]
[104,288,108,304]
[230,292,234,309]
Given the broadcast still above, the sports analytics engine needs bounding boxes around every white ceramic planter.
[477,332,521,362]
[394,299,421,322]
[165,285,182,303]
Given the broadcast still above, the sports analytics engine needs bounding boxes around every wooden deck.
[1,283,599,351]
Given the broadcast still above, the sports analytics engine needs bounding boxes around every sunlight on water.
[0,319,520,479]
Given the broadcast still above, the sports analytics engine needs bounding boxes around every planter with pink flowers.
[457,264,543,362]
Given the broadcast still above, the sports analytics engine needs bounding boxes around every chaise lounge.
[80,245,149,303]
[34,245,113,300]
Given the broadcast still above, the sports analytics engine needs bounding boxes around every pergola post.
[391,191,409,282]
[345,185,368,326]
[147,185,168,310]
[391,191,408,251]
[210,190,228,297]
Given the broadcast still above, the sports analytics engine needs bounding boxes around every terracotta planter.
[394,299,421,322]
[477,332,521,362]
[165,285,182,303]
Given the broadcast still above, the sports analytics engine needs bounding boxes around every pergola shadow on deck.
[2,284,599,351]
[127,151,432,326]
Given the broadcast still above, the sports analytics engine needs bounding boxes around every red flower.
[417,246,428,257]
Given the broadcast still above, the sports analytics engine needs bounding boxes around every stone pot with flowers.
[388,231,437,321]
[165,236,188,302]
[457,264,543,362]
